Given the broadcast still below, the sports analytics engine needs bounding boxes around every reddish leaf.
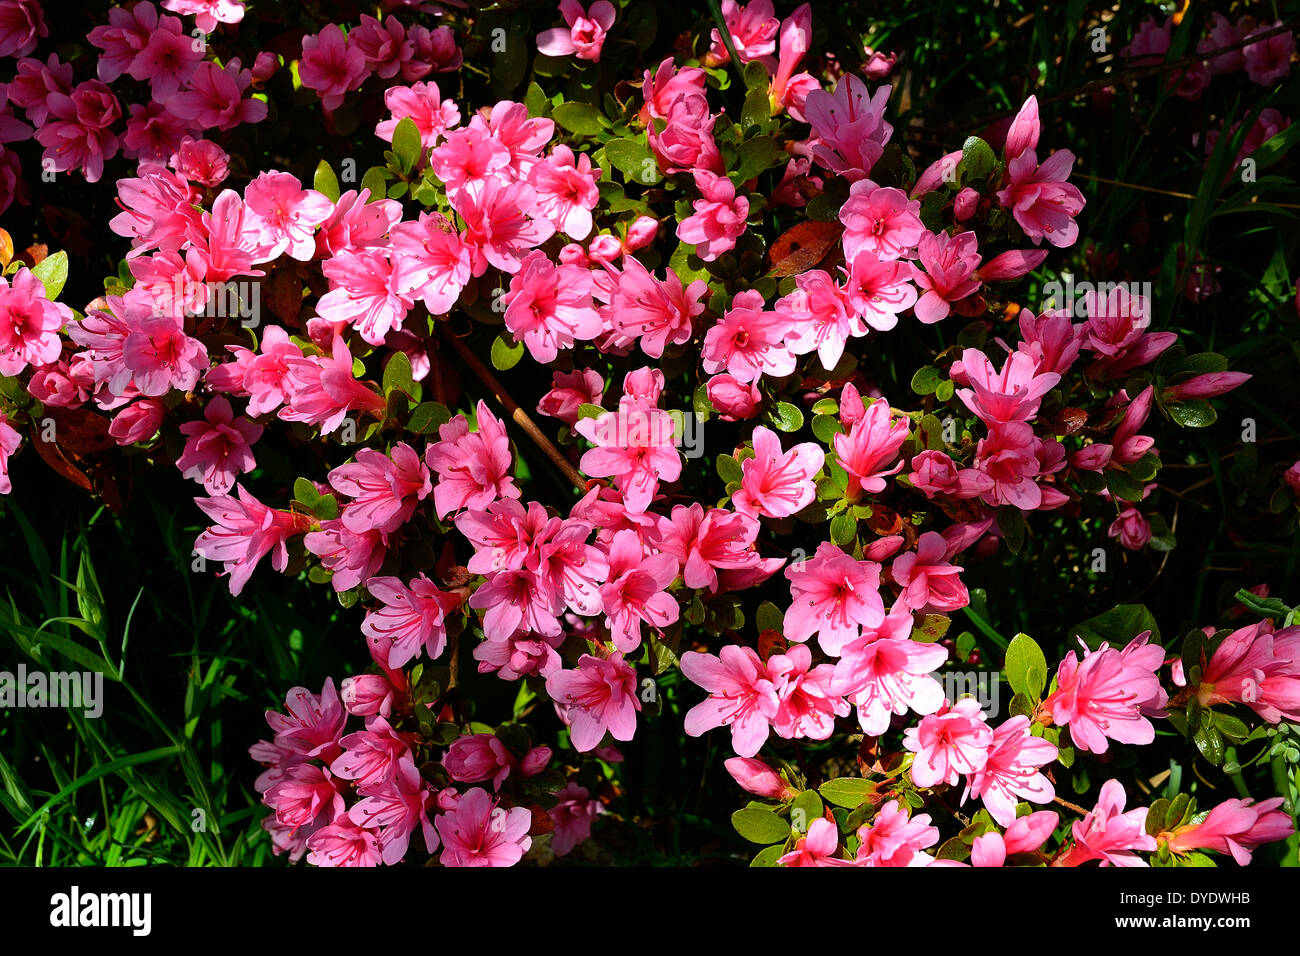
[767,221,843,278]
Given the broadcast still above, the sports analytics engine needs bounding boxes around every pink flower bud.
[340,674,394,717]
[978,249,1048,281]
[953,187,980,222]
[725,757,794,799]
[1162,371,1251,403]
[623,215,659,251]
[587,233,622,263]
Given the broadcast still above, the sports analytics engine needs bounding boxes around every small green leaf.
[819,777,874,809]
[491,333,525,371]
[830,511,857,546]
[552,101,605,136]
[313,160,341,203]
[770,401,804,433]
[391,117,423,173]
[731,808,791,844]
[30,251,68,300]
[407,401,452,435]
[382,351,416,397]
[910,366,944,396]
[1004,632,1048,700]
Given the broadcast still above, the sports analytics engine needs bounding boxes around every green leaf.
[716,454,743,484]
[1168,399,1217,428]
[819,777,874,809]
[576,403,605,421]
[313,160,341,203]
[910,366,944,396]
[552,101,605,136]
[734,135,781,182]
[392,118,423,173]
[1071,603,1161,649]
[755,600,783,633]
[360,166,390,201]
[30,251,68,300]
[524,81,549,119]
[605,138,661,185]
[407,401,452,435]
[1004,632,1048,700]
[382,351,416,397]
[491,333,525,371]
[749,844,785,867]
[811,414,842,444]
[770,401,804,433]
[959,136,996,183]
[789,790,823,832]
[742,85,770,129]
[731,807,791,844]
[830,511,857,546]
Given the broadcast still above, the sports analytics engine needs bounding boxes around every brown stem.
[1053,795,1091,816]
[436,321,587,490]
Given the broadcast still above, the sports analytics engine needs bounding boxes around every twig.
[436,321,587,490]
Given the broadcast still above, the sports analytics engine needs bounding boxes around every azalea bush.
[1,0,1299,869]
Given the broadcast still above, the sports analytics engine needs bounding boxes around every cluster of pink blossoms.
[1,0,1294,869]
[251,675,602,865]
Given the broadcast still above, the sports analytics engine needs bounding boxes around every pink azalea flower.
[1015,307,1083,375]
[176,396,262,495]
[595,256,702,361]
[454,178,557,275]
[968,810,1059,866]
[351,14,414,80]
[804,73,894,181]
[195,484,311,596]
[677,170,750,263]
[528,145,601,239]
[680,644,781,757]
[375,81,461,150]
[913,230,982,324]
[503,250,603,363]
[963,716,1057,826]
[361,574,461,668]
[243,171,334,262]
[1057,780,1155,866]
[388,211,471,314]
[165,60,266,131]
[265,763,344,835]
[127,14,203,101]
[306,821,384,867]
[299,24,367,111]
[908,449,994,500]
[651,503,760,592]
[600,529,679,653]
[318,249,412,346]
[444,735,549,790]
[264,677,346,761]
[425,402,520,518]
[707,0,779,65]
[122,312,208,397]
[537,0,616,62]
[973,422,1044,510]
[485,100,555,180]
[279,336,387,435]
[316,188,402,258]
[955,347,1060,425]
[854,801,939,866]
[842,252,917,331]
[574,407,682,514]
[0,267,70,376]
[702,289,796,383]
[777,269,862,371]
[1243,22,1295,86]
[832,605,949,735]
[891,531,970,612]
[7,53,72,125]
[330,443,431,535]
[1042,631,1168,754]
[474,627,565,681]
[548,782,602,856]
[770,643,850,741]
[1108,505,1151,551]
[1195,622,1300,724]
[161,0,245,34]
[647,89,722,175]
[304,519,388,593]
[546,653,641,752]
[840,179,925,262]
[784,542,886,654]
[34,80,121,182]
[0,410,20,495]
[779,817,851,866]
[833,397,909,497]
[537,368,604,426]
[706,373,763,421]
[108,398,166,445]
[996,147,1086,247]
[436,787,532,867]
[0,0,45,58]
[1164,797,1295,865]
[733,425,824,519]
[122,101,189,163]
[903,697,993,788]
